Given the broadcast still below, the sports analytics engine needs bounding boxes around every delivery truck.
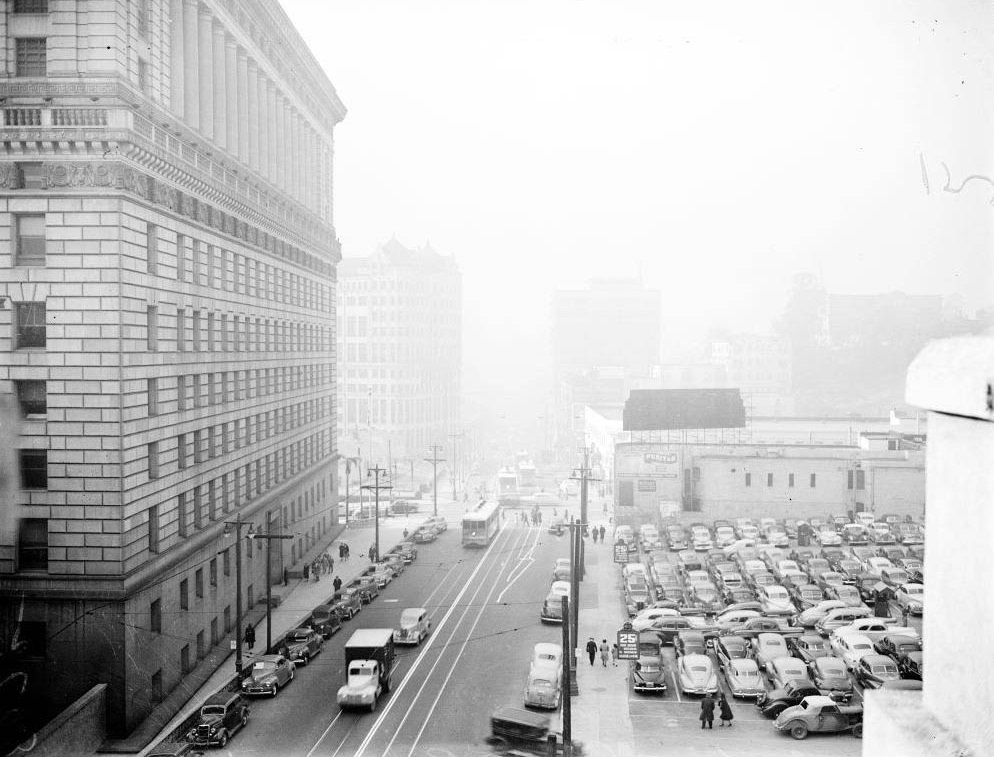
[336,628,396,712]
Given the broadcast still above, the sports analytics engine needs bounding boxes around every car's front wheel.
[789,722,808,740]
[217,730,228,747]
[271,683,279,698]
[241,711,249,728]
[852,723,864,739]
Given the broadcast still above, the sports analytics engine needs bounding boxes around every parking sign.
[617,622,638,660]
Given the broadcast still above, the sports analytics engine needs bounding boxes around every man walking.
[333,575,342,593]
[585,637,597,666]
[599,524,606,542]
[244,625,256,653]
[700,693,715,729]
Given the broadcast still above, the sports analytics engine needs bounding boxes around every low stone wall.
[19,684,106,757]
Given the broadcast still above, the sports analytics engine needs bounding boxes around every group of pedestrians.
[699,692,734,729]
[585,637,612,667]
[590,524,607,543]
[338,543,351,561]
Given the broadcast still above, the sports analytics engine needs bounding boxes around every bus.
[462,500,501,547]
[496,467,519,506]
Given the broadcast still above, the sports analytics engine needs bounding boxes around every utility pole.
[222,514,254,676]
[361,466,392,562]
[255,511,294,652]
[570,447,599,581]
[567,518,583,699]
[448,431,464,501]
[425,445,445,517]
[561,594,572,757]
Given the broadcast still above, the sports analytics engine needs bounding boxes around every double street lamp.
[222,512,293,675]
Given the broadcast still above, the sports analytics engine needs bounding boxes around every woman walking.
[718,693,734,726]
[598,639,610,667]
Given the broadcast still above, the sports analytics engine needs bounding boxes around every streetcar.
[496,467,520,507]
[462,499,501,547]
[517,461,538,498]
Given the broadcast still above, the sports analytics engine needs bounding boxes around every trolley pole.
[361,466,392,562]
[570,447,599,582]
[425,445,445,517]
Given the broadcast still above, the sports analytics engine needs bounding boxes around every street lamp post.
[222,514,253,676]
[361,466,391,562]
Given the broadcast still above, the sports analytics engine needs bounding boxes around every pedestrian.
[339,543,345,560]
[328,556,334,574]
[244,625,255,652]
[700,693,715,729]
[368,544,376,561]
[599,639,609,667]
[333,575,342,593]
[611,642,619,666]
[403,527,409,539]
[344,544,350,560]
[585,637,597,666]
[901,606,910,626]
[302,562,310,581]
[592,528,598,544]
[312,561,320,582]
[718,693,734,727]
[599,525,606,542]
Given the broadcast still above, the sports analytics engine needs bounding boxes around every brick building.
[0,0,344,737]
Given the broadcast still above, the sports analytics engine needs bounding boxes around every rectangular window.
[177,433,187,468]
[18,519,48,572]
[147,377,158,416]
[176,233,186,281]
[207,312,215,352]
[744,472,752,487]
[810,473,817,488]
[146,223,158,274]
[195,568,204,598]
[847,470,854,490]
[15,38,47,77]
[180,578,189,610]
[146,305,157,351]
[14,214,45,265]
[856,469,866,490]
[194,430,204,464]
[150,599,162,633]
[19,449,47,489]
[137,0,150,34]
[223,548,230,576]
[137,58,149,92]
[14,0,49,12]
[180,644,190,674]
[788,473,795,488]
[147,504,160,552]
[767,472,774,487]
[148,442,159,481]
[15,302,46,349]
[223,605,231,633]
[210,558,217,587]
[176,308,186,351]
[15,380,46,417]
[178,491,188,537]
[194,486,203,529]
[210,617,219,647]
[192,310,201,351]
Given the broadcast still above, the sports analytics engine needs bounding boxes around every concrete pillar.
[170,0,184,118]
[237,48,249,162]
[276,93,286,189]
[225,37,238,156]
[246,58,259,170]
[212,22,227,149]
[197,6,214,140]
[292,113,301,201]
[267,80,278,182]
[182,0,199,128]
[257,73,269,179]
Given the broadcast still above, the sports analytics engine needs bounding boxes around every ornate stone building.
[0,0,345,738]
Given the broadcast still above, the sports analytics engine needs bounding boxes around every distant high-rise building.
[553,278,661,373]
[0,0,344,738]
[337,239,462,461]
[709,333,793,415]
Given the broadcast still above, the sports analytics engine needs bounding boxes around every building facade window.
[210,618,219,647]
[223,548,230,576]
[147,504,159,553]
[18,519,48,572]
[147,377,158,416]
[15,302,46,348]
[223,605,231,633]
[788,473,795,488]
[180,644,190,674]
[744,472,751,487]
[195,568,204,598]
[146,223,158,274]
[847,470,854,490]
[176,308,186,351]
[177,433,187,469]
[15,380,46,417]
[767,472,774,487]
[148,442,159,480]
[176,233,186,281]
[146,305,157,351]
[150,599,162,633]
[14,0,49,12]
[180,578,189,610]
[810,473,817,488]
[210,558,217,587]
[15,38,47,76]
[14,214,45,265]
[856,469,866,490]
[177,491,188,537]
[19,449,47,489]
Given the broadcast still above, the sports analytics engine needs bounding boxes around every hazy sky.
[280,0,992,411]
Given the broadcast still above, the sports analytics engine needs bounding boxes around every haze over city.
[283,0,993,428]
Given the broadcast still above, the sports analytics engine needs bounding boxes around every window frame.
[14,301,47,349]
[15,379,47,418]
[19,448,48,489]
[15,37,47,77]
[14,214,46,266]
[18,518,48,572]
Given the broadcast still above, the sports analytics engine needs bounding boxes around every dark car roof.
[719,635,747,649]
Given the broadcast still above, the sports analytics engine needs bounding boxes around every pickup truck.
[337,629,396,712]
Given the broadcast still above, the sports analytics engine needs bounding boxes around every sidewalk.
[571,501,638,756]
[131,510,430,756]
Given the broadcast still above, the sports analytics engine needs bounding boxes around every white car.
[714,526,737,547]
[816,529,842,546]
[829,632,876,670]
[864,557,894,577]
[631,607,680,631]
[795,599,847,628]
[894,583,924,615]
[758,584,795,616]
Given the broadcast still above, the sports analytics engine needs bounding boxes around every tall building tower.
[0,0,345,738]
[337,239,461,466]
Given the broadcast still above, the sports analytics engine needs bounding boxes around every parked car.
[394,607,432,646]
[284,627,323,666]
[814,606,872,634]
[674,630,708,658]
[767,656,812,690]
[894,583,925,615]
[332,588,363,619]
[677,653,719,695]
[240,654,295,697]
[824,584,865,608]
[714,635,749,667]
[390,500,419,514]
[184,692,249,748]
[808,656,854,700]
[750,633,790,671]
[412,527,436,543]
[774,696,864,740]
[382,554,406,576]
[756,680,824,718]
[853,654,901,689]
[631,607,680,632]
[524,643,563,708]
[796,600,846,628]
[398,542,418,563]
[873,634,921,661]
[631,633,668,695]
[787,634,832,664]
[757,585,795,616]
[355,577,380,602]
[309,604,343,638]
[897,650,923,680]
[722,656,766,698]
[371,565,394,588]
[830,633,876,671]
[789,584,825,611]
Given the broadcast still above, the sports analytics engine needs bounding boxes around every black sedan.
[897,650,923,680]
[674,630,708,658]
[787,634,832,664]
[808,656,854,701]
[714,635,749,668]
[331,589,362,620]
[854,654,901,689]
[874,634,922,661]
[284,627,323,666]
[756,680,823,718]
[308,604,343,638]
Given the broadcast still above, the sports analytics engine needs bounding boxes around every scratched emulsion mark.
[0,594,36,754]
[921,153,994,205]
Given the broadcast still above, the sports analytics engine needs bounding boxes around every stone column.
[267,80,278,182]
[291,112,301,202]
[170,0,184,118]
[182,0,199,129]
[258,73,269,179]
[246,58,258,170]
[197,6,214,140]
[225,37,238,156]
[276,92,286,189]
[283,100,292,193]
[212,21,227,149]
[237,48,249,162]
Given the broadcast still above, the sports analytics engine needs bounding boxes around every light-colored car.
[371,565,394,588]
[758,584,795,616]
[767,656,812,689]
[830,633,876,670]
[796,600,847,628]
[394,607,431,645]
[714,526,737,547]
[816,529,842,546]
[750,632,790,671]
[631,607,680,632]
[815,606,873,634]
[677,653,718,695]
[284,627,323,666]
[723,657,766,698]
[864,556,894,577]
[894,583,924,615]
[524,643,562,708]
[240,654,295,697]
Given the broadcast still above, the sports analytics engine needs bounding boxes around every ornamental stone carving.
[0,164,17,188]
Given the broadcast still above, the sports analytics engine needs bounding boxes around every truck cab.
[337,660,382,712]
[336,629,395,712]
